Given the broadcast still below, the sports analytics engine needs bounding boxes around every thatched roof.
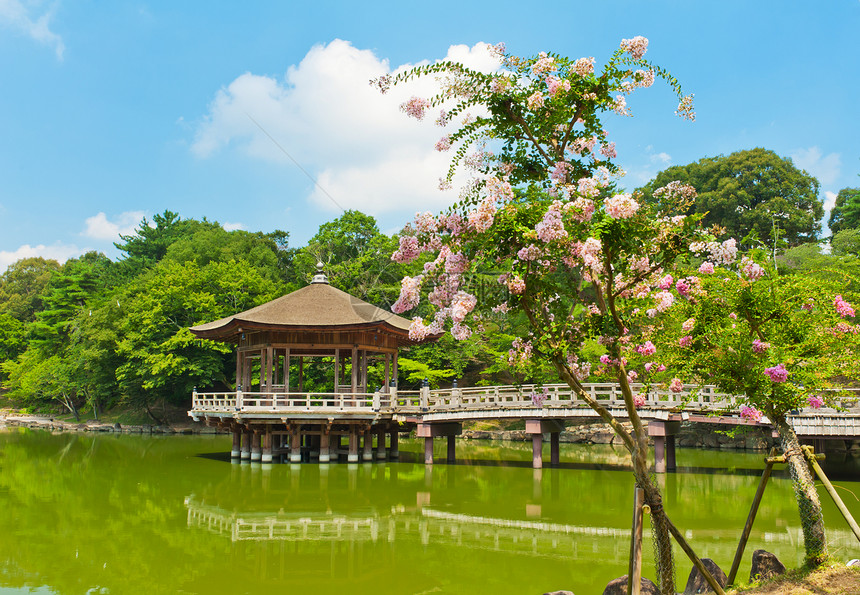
[190,278,418,343]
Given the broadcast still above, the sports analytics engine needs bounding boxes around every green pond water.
[0,429,859,594]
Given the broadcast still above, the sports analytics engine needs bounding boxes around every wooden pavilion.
[189,265,435,463]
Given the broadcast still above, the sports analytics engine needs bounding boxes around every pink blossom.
[576,176,599,198]
[678,335,693,348]
[414,211,440,233]
[739,405,763,422]
[517,244,542,261]
[634,69,655,88]
[698,262,715,274]
[392,275,423,313]
[669,378,684,393]
[531,52,555,74]
[675,279,691,297]
[636,341,656,356]
[599,354,612,365]
[451,322,472,341]
[741,257,764,281]
[676,94,696,121]
[572,56,595,76]
[444,251,469,274]
[764,363,789,383]
[653,181,698,202]
[392,236,420,263]
[485,177,515,202]
[400,96,431,120]
[567,197,596,222]
[527,91,545,110]
[752,339,770,353]
[633,393,646,408]
[546,75,570,97]
[605,193,640,219]
[551,161,573,182]
[467,197,497,232]
[807,395,825,409]
[729,312,737,320]
[600,142,617,159]
[654,291,674,312]
[644,362,654,372]
[681,318,696,332]
[691,239,738,265]
[450,291,477,323]
[435,136,452,152]
[507,276,526,295]
[408,317,432,341]
[834,295,856,318]
[530,388,548,408]
[536,201,568,242]
[620,36,648,59]
[435,110,449,127]
[657,364,667,372]
[580,237,603,270]
[627,370,638,382]
[657,274,674,290]
[801,299,814,312]
[611,95,631,116]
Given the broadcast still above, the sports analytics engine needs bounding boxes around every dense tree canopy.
[639,148,823,247]
[827,187,860,234]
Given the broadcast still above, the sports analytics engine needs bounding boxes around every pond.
[0,428,858,594]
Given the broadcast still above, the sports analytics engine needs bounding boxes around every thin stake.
[727,454,775,585]
[664,513,726,595]
[802,445,860,544]
[628,486,644,595]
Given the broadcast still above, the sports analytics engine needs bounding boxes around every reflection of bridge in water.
[191,382,860,472]
[184,496,860,558]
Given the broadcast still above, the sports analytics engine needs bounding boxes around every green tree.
[653,256,860,565]
[827,187,860,234]
[114,210,196,274]
[0,257,61,322]
[831,228,860,256]
[639,148,823,247]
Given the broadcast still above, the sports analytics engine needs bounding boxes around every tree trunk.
[773,415,828,565]
[144,403,165,425]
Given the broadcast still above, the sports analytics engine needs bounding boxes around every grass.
[728,564,860,594]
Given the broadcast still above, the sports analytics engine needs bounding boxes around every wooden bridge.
[189,383,860,471]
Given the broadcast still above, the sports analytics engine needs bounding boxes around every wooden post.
[240,430,251,460]
[390,428,400,459]
[290,426,302,463]
[803,445,860,544]
[251,430,262,462]
[384,353,391,392]
[298,357,304,392]
[666,435,676,471]
[261,429,273,463]
[728,457,774,585]
[284,348,290,392]
[351,346,358,395]
[348,427,359,463]
[376,427,387,460]
[363,429,373,461]
[550,432,560,466]
[628,487,644,595]
[231,429,241,458]
[664,514,726,594]
[235,351,242,391]
[319,429,331,463]
[532,434,543,469]
[424,436,434,465]
[653,435,666,473]
[447,434,456,463]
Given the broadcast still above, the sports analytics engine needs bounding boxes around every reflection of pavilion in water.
[184,496,860,560]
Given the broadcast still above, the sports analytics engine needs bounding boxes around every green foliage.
[0,257,61,322]
[831,228,860,256]
[639,148,823,247]
[395,357,455,388]
[827,187,860,234]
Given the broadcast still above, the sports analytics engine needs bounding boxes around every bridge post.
[648,421,680,473]
[348,427,359,463]
[376,427,387,460]
[447,435,456,463]
[532,434,543,469]
[390,428,400,459]
[240,429,251,460]
[290,426,302,463]
[424,436,434,465]
[250,430,262,462]
[363,429,374,462]
[231,429,241,458]
[261,428,272,463]
[319,429,331,463]
[550,432,560,466]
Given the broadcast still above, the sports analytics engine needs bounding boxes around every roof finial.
[311,261,329,284]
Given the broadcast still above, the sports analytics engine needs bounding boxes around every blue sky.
[0,1,858,271]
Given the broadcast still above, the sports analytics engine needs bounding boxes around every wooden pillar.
[231,429,241,458]
[390,428,400,459]
[447,434,456,463]
[290,426,302,463]
[334,349,340,394]
[363,429,373,461]
[243,356,251,392]
[666,435,677,472]
[298,357,304,392]
[654,436,667,473]
[265,346,274,389]
[261,429,272,463]
[550,432,560,466]
[240,429,251,460]
[424,436,434,465]
[348,427,359,463]
[376,427,387,460]
[251,430,262,461]
[392,351,398,385]
[320,429,331,463]
[258,348,266,389]
[361,350,368,393]
[235,351,242,390]
[532,434,543,469]
[384,353,391,391]
[351,346,358,395]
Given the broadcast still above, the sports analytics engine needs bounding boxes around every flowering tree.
[376,39,703,594]
[651,253,860,565]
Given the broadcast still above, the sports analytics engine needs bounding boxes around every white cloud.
[0,242,82,272]
[0,0,65,60]
[791,146,841,186]
[192,39,501,216]
[824,191,838,211]
[82,211,144,241]
[222,221,246,231]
